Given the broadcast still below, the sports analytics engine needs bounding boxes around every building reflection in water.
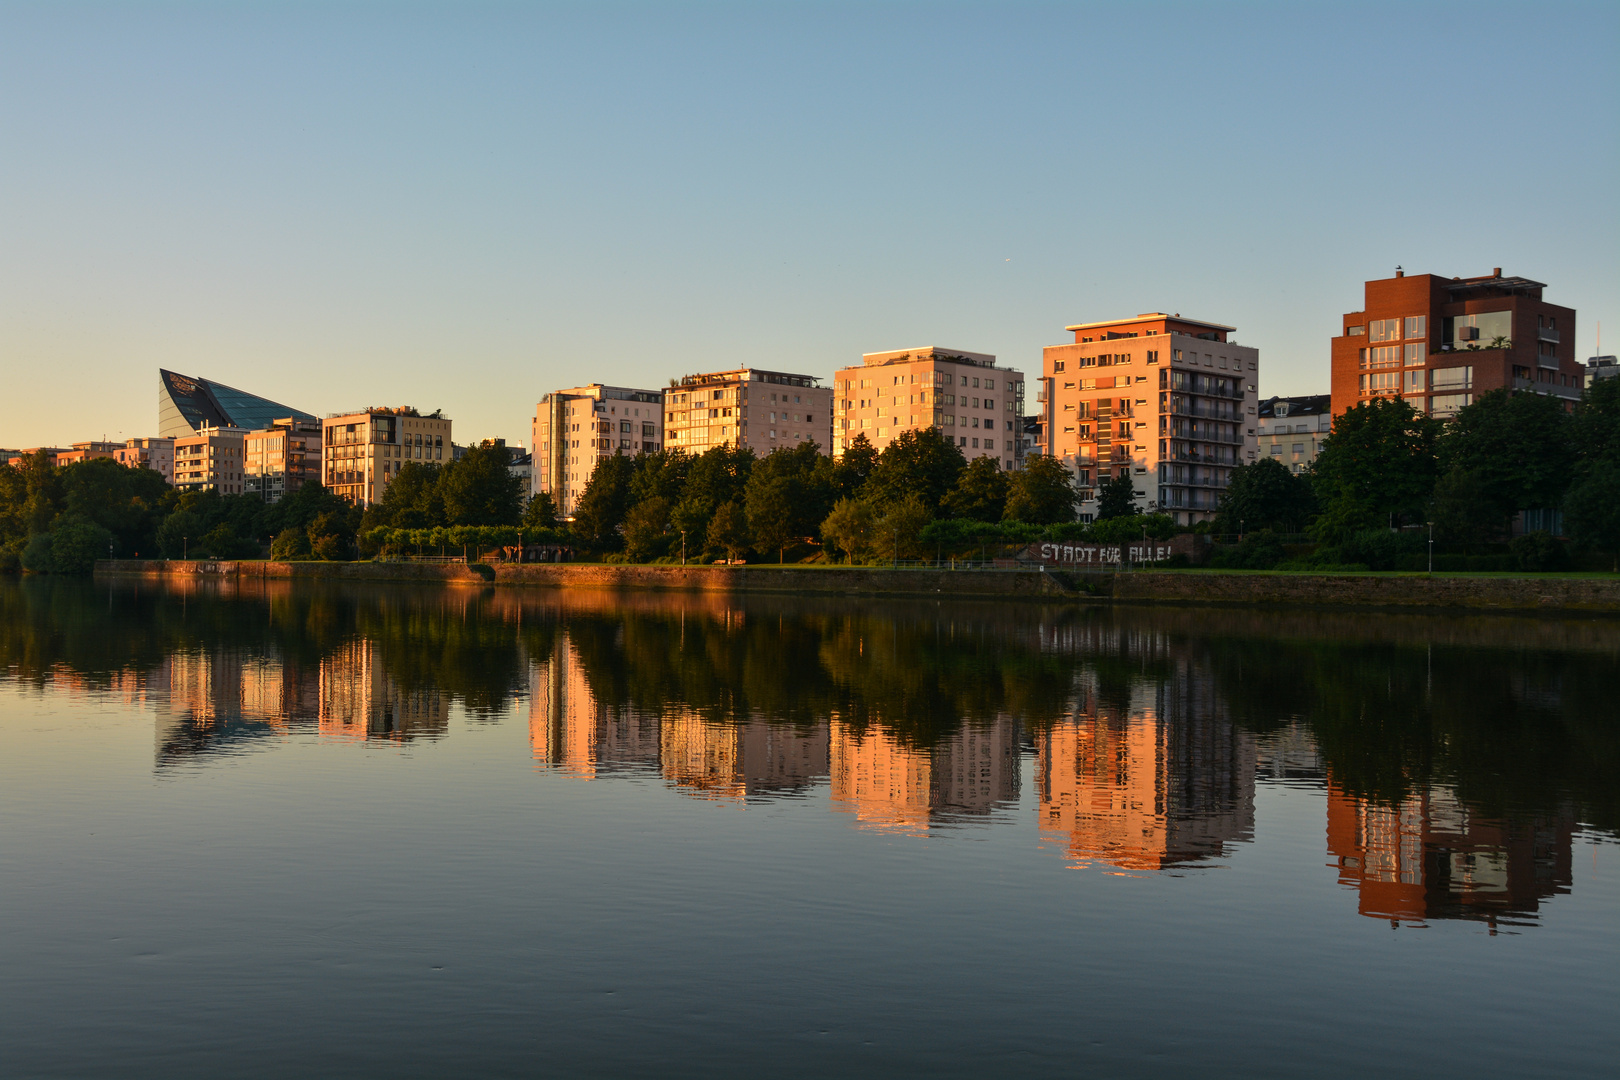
[154,649,321,764]
[829,717,1020,833]
[528,632,831,799]
[318,639,448,743]
[1325,783,1575,930]
[1035,676,1257,871]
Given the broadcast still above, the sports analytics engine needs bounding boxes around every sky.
[2,0,1616,449]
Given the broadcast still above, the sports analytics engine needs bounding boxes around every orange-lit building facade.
[1325,783,1574,928]
[53,440,121,467]
[829,716,1020,832]
[832,347,1025,468]
[115,437,175,484]
[245,418,322,503]
[1035,684,1257,871]
[532,384,664,518]
[1041,313,1260,524]
[322,407,451,507]
[663,368,831,458]
[1329,269,1581,420]
[173,424,247,495]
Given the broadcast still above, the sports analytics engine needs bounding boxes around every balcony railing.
[1539,326,1560,344]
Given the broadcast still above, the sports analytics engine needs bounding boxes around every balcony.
[1539,326,1560,344]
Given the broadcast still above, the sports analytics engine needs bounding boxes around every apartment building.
[173,424,247,494]
[1587,355,1617,387]
[663,368,830,457]
[323,407,451,507]
[532,385,663,516]
[1330,269,1581,420]
[833,347,1024,468]
[52,441,121,466]
[114,437,175,484]
[1257,395,1330,474]
[1042,313,1259,524]
[245,418,322,503]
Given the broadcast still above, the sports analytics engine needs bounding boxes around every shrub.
[1510,531,1572,572]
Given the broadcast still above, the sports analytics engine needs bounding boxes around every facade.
[1042,313,1260,524]
[1587,355,1618,387]
[173,424,247,494]
[833,347,1024,468]
[664,368,829,458]
[532,385,663,517]
[1330,269,1582,420]
[322,407,451,507]
[505,444,532,494]
[52,440,121,467]
[244,418,323,503]
[158,368,315,440]
[1256,395,1330,474]
[115,437,175,484]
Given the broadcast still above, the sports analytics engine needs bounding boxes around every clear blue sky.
[3,1,1616,448]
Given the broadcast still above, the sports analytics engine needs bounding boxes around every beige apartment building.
[323,407,451,506]
[1042,313,1260,523]
[834,347,1025,466]
[1256,395,1329,475]
[663,368,831,458]
[52,441,121,467]
[114,437,175,484]
[245,418,323,502]
[173,424,247,494]
[532,384,663,517]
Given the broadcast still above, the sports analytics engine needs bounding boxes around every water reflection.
[2,576,1613,928]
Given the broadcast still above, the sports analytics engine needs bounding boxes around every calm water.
[2,578,1616,1078]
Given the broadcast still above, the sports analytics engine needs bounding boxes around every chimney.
[1493,267,1502,277]
[1395,269,1404,278]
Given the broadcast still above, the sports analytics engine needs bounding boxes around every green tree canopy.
[670,444,754,540]
[942,456,1009,522]
[864,428,965,515]
[440,440,525,526]
[1310,397,1439,541]
[833,433,878,499]
[1216,457,1315,534]
[706,499,751,562]
[521,490,559,529]
[1438,388,1572,533]
[1004,455,1078,524]
[820,497,877,562]
[1094,472,1139,521]
[572,454,635,546]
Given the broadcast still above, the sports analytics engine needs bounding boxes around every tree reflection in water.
[3,576,1613,926]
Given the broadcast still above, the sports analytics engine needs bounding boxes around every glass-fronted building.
[158,369,315,439]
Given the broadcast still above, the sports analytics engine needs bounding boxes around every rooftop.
[1065,313,1236,334]
[859,347,998,369]
[1258,394,1331,418]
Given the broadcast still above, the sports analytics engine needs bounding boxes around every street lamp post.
[183,536,188,560]
[681,529,687,566]
[1428,521,1434,574]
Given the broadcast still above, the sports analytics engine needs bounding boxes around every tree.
[1310,397,1439,541]
[1564,468,1620,571]
[671,445,754,542]
[622,496,672,562]
[572,454,635,546]
[706,499,751,562]
[628,449,692,507]
[1427,467,1496,552]
[270,527,313,561]
[440,440,524,526]
[820,497,877,563]
[1004,456,1078,524]
[743,443,833,560]
[1094,472,1139,521]
[366,462,444,529]
[1438,388,1573,536]
[943,456,1009,522]
[521,490,558,529]
[873,494,932,562]
[1572,376,1620,464]
[864,428,965,516]
[833,434,878,500]
[1216,457,1315,534]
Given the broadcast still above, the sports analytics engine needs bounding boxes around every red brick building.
[1330,269,1581,420]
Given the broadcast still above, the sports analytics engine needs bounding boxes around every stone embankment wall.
[93,560,1620,612]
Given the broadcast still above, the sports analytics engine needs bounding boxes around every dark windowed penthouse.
[157,369,315,440]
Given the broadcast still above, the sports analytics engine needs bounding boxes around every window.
[1369,318,1401,342]
[985,379,995,390]
[1270,444,1282,455]
[1432,393,1472,418]
[1405,369,1426,392]
[1292,443,1304,454]
[1347,325,1365,336]
[985,439,995,450]
[1432,365,1472,390]
[1359,372,1399,394]
[1405,316,1426,339]
[1405,343,1426,366]
[1053,361,1066,373]
[1365,346,1401,368]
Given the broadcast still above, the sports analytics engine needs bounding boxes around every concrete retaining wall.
[92,559,1620,612]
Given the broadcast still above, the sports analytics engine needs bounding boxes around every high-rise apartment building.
[833,347,1025,467]
[173,424,247,494]
[114,437,174,484]
[663,368,830,458]
[322,407,451,507]
[245,418,323,503]
[532,385,663,516]
[1256,395,1330,474]
[1330,269,1581,420]
[1042,313,1259,523]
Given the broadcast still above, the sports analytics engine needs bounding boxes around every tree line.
[1212,379,1620,570]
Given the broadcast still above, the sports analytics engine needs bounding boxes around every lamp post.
[183,536,188,560]
[1428,521,1434,574]
[681,529,687,566]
